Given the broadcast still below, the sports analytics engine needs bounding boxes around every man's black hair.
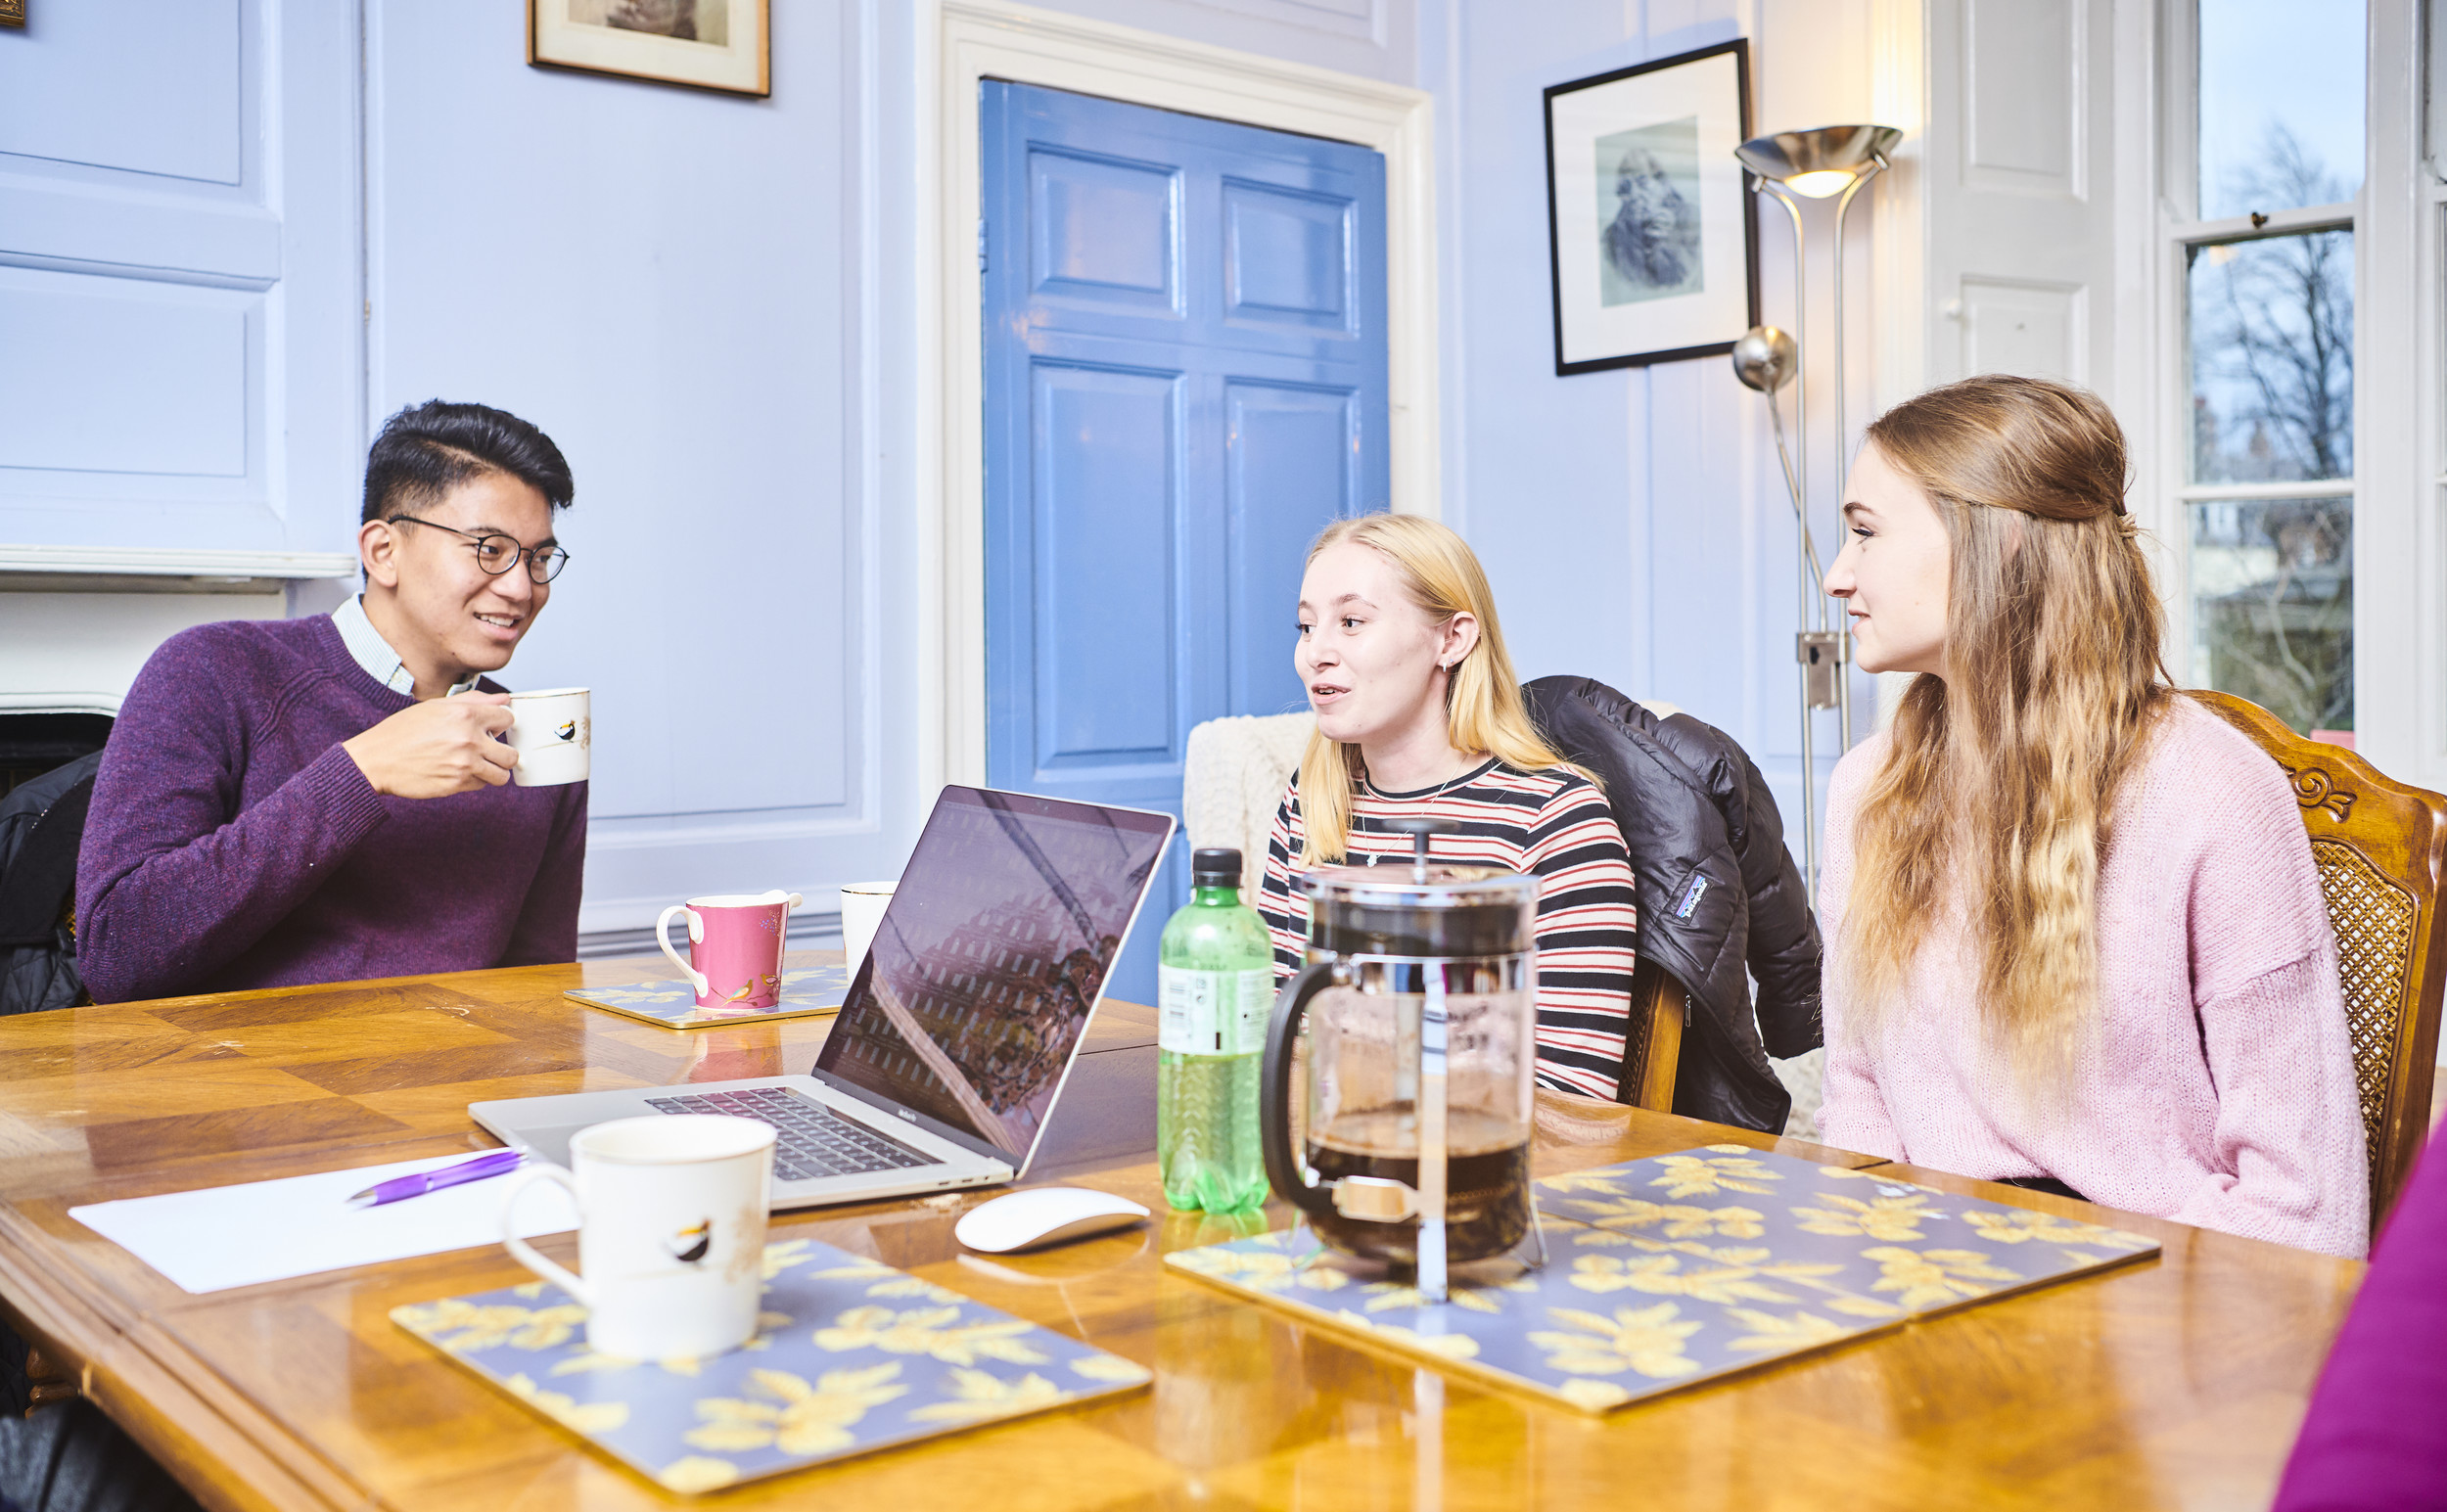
[360,400,575,525]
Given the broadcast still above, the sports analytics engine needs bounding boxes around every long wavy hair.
[1841,376,2168,1071]
[1293,514,1570,866]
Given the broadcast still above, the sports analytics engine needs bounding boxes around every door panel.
[983,82,1390,1003]
[1029,148,1181,309]
[1224,180,1354,330]
[1031,363,1181,770]
[1926,0,2112,392]
[1226,381,1358,717]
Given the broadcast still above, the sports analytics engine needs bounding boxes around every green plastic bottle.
[1157,847,1275,1213]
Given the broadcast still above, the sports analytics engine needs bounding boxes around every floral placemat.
[564,964,855,1031]
[393,1237,1150,1493]
[1164,1144,2158,1413]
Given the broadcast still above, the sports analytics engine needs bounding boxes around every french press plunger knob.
[1382,815,1458,883]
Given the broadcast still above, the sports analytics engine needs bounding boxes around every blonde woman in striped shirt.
[1256,514,1642,1101]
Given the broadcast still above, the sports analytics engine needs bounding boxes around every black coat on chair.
[1524,676,1822,1131]
[0,751,100,1017]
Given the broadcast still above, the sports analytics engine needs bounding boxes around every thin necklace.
[1362,756,1479,866]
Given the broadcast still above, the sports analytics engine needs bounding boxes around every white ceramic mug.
[837,881,898,969]
[506,686,591,787]
[499,1115,774,1361]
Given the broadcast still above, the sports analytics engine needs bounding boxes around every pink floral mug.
[656,891,803,1011]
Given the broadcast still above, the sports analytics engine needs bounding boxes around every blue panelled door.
[981,83,1391,1004]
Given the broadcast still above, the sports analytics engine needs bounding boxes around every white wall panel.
[1427,0,1896,878]
[371,0,883,932]
[0,0,362,559]
[0,184,280,283]
[0,0,244,185]
[0,273,250,476]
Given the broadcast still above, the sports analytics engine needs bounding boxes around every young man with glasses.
[72,401,588,1003]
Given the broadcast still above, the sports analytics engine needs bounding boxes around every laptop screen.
[814,786,1173,1162]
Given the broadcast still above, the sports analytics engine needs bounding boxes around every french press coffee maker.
[1259,818,1543,1303]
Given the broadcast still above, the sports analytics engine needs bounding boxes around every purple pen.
[346,1149,524,1210]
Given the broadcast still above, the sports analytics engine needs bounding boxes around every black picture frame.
[1544,40,1759,376]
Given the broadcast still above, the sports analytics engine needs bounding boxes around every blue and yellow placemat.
[393,1237,1150,1492]
[1165,1145,2158,1413]
[564,964,855,1030]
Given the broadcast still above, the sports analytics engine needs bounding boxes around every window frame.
[2153,0,2371,747]
[2142,1,2433,780]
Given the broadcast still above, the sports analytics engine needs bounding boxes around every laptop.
[472,785,1176,1208]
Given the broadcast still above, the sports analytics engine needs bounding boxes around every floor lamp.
[1731,124,1901,901]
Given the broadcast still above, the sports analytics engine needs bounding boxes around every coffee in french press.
[1260,818,1543,1299]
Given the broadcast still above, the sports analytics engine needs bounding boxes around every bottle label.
[1158,966,1273,1056]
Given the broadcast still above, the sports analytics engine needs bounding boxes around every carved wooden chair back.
[2188,691,2447,1231]
[1618,957,1685,1113]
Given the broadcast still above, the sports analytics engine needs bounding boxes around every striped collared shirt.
[1257,758,1641,1101]
[332,594,477,698]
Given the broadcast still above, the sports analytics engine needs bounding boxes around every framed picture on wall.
[1544,41,1757,375]
[530,0,770,97]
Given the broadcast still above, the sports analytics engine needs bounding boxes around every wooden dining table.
[0,951,2363,1511]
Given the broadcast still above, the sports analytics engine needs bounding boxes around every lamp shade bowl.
[1735,125,1904,196]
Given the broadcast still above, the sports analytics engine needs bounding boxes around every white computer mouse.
[953,1186,1151,1254]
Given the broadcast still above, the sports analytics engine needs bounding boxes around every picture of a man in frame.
[564,0,728,47]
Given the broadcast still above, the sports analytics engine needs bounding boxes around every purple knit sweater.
[74,616,585,1002]
[2272,1127,2447,1509]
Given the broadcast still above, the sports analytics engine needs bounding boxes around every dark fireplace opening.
[0,714,114,802]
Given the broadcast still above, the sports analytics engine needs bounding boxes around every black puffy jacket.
[0,751,100,1017]
[1525,676,1822,1131]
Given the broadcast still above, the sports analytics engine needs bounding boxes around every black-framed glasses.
[386,516,571,584]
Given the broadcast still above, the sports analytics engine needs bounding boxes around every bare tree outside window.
[2187,124,2355,738]
[2192,128,2354,483]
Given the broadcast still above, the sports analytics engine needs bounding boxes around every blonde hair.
[1842,376,2167,1074]
[1293,513,1571,865]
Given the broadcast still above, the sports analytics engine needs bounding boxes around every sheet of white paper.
[69,1153,579,1295]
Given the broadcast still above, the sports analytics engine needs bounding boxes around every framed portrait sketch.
[1544,41,1757,375]
[530,0,770,97]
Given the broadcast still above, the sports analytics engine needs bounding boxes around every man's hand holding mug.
[343,694,519,798]
[343,686,590,800]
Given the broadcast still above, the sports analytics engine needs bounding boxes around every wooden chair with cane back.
[1617,957,1685,1112]
[2188,690,2447,1233]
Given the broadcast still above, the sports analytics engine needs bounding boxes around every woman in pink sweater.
[1818,375,2368,1259]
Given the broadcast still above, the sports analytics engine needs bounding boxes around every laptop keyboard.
[642,1086,944,1182]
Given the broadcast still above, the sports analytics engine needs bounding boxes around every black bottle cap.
[1191,848,1243,887]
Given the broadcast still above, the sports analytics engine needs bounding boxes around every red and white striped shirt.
[1256,758,1641,1100]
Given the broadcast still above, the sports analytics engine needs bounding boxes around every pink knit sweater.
[1820,696,2370,1259]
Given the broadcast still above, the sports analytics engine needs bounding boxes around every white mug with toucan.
[504,686,591,787]
[498,1114,774,1361]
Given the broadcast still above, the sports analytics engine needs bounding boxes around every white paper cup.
[506,686,590,787]
[838,881,897,969]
